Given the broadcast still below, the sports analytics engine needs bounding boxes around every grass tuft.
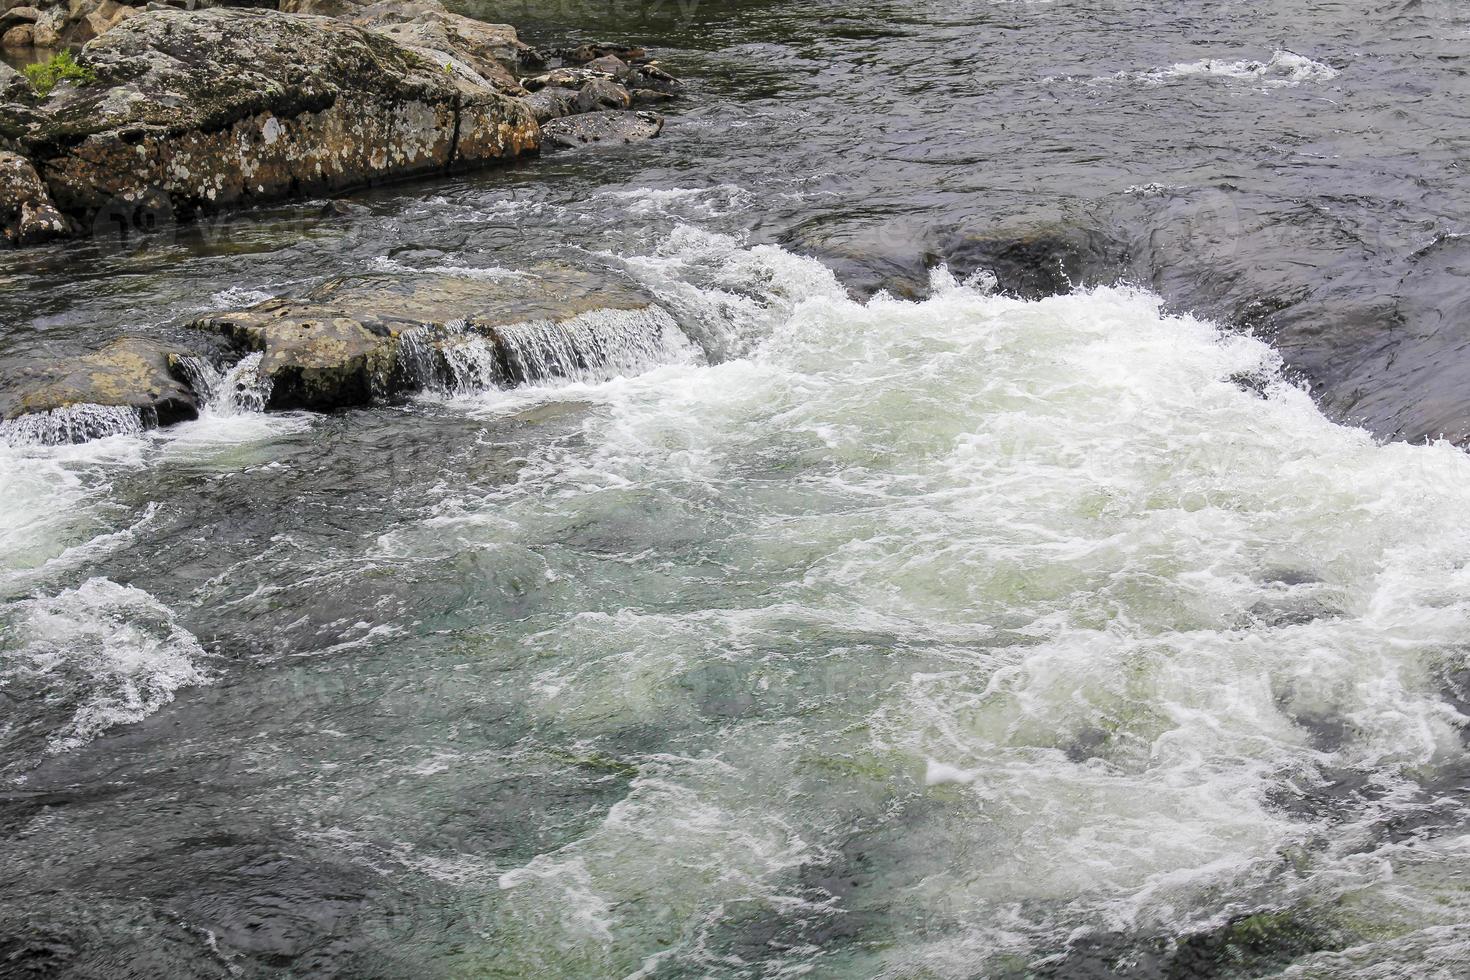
[24,51,97,97]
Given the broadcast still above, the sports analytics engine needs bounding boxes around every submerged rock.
[541,110,664,150]
[0,337,200,432]
[4,7,538,232]
[191,266,674,410]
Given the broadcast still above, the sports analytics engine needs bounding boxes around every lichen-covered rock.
[353,3,537,91]
[0,149,67,243]
[190,266,668,409]
[541,110,663,150]
[4,7,538,231]
[0,337,199,424]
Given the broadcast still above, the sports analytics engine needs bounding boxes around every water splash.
[0,578,212,778]
[172,352,273,415]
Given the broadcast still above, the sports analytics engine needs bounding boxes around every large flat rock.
[190,267,673,410]
[0,337,200,431]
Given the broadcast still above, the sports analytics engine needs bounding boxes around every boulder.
[574,76,631,113]
[0,149,67,243]
[0,337,199,424]
[1,22,29,45]
[581,54,628,75]
[519,66,610,92]
[521,85,579,123]
[190,266,668,409]
[540,110,663,150]
[355,8,535,94]
[630,88,677,108]
[4,7,538,232]
[623,62,682,95]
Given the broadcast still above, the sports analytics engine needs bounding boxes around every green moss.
[24,51,97,97]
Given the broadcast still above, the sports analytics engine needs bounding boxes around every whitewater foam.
[394,234,1470,975]
[1,578,212,771]
[1129,50,1340,87]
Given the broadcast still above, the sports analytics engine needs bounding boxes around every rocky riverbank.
[0,0,682,247]
[0,0,688,440]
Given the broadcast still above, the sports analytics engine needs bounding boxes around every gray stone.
[541,110,663,150]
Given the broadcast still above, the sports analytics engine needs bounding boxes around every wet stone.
[0,336,201,431]
[540,110,664,150]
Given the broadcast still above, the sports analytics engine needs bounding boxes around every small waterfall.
[0,404,148,447]
[210,353,272,415]
[173,352,272,416]
[437,334,505,393]
[396,307,694,396]
[396,319,507,395]
[494,307,693,386]
[169,354,221,403]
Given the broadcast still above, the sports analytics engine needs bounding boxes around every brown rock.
[1,22,30,45]
[575,76,632,113]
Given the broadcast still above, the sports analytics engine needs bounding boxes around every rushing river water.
[5,1,1470,977]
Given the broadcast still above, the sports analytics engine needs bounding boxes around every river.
[3,1,1470,976]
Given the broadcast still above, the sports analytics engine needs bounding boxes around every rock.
[358,11,531,94]
[1,22,30,44]
[191,266,667,409]
[624,62,682,95]
[574,76,631,113]
[939,223,1128,299]
[1,6,39,24]
[0,337,200,425]
[630,88,677,108]
[0,149,67,244]
[581,54,629,76]
[521,85,579,123]
[540,110,663,150]
[77,0,139,42]
[29,19,56,45]
[519,66,608,92]
[8,8,538,233]
[556,42,644,66]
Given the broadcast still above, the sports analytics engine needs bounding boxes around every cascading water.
[0,403,148,447]
[395,305,699,397]
[173,351,273,416]
[494,306,698,385]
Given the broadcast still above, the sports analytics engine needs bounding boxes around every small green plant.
[24,51,97,98]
